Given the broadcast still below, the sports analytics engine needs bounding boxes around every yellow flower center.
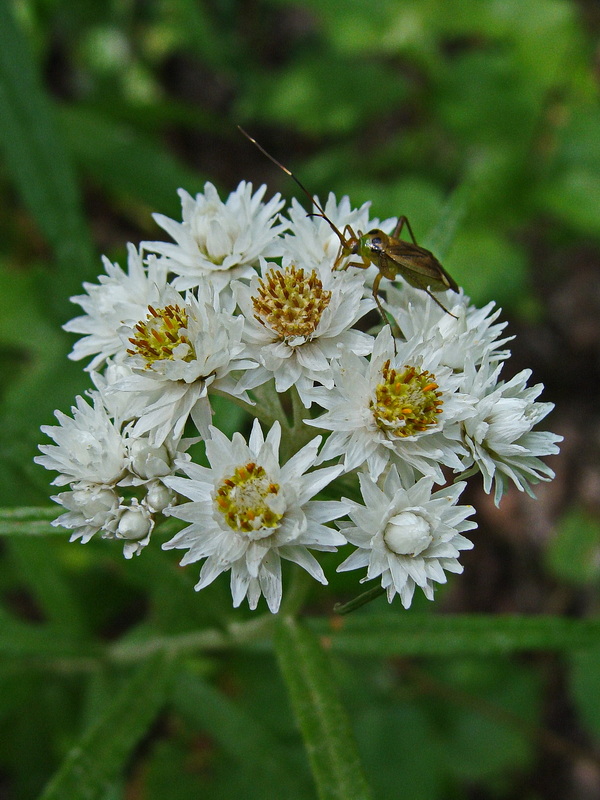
[215,462,283,533]
[128,305,194,366]
[371,360,443,437]
[252,265,331,340]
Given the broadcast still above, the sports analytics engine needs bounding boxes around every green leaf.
[0,614,98,661]
[310,613,600,657]
[39,653,173,800]
[546,505,600,585]
[0,3,95,306]
[0,507,61,536]
[60,105,206,218]
[171,669,309,798]
[275,615,373,800]
[569,644,600,741]
[6,537,87,635]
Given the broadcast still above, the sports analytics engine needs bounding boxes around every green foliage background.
[1,1,600,798]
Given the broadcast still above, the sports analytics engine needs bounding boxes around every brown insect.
[239,126,459,320]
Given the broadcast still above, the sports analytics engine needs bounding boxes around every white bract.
[143,182,287,291]
[163,421,348,613]
[36,393,127,486]
[386,284,513,370]
[337,466,476,608]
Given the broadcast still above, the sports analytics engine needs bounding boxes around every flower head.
[309,326,475,482]
[35,393,127,486]
[64,244,169,371]
[386,284,512,370]
[460,359,563,505]
[337,466,476,608]
[163,420,347,613]
[143,182,287,291]
[110,283,256,444]
[36,392,186,556]
[234,261,374,405]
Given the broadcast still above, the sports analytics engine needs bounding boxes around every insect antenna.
[237,126,347,248]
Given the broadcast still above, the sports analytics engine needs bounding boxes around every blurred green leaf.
[311,613,600,656]
[239,54,407,136]
[60,105,206,217]
[569,644,600,741]
[444,226,528,307]
[538,168,600,237]
[0,506,60,536]
[275,616,373,800]
[0,613,98,661]
[172,669,310,798]
[356,703,443,800]
[432,658,540,781]
[546,506,600,585]
[39,653,173,800]
[0,2,95,306]
[7,537,87,635]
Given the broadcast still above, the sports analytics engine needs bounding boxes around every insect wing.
[385,240,458,293]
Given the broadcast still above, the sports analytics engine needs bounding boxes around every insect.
[238,126,459,320]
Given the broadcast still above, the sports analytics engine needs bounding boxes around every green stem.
[334,585,386,615]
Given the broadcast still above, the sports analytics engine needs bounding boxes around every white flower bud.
[383,511,432,557]
[145,481,173,512]
[116,505,152,541]
[127,438,171,479]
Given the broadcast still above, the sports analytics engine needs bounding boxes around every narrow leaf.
[275,615,373,800]
[39,654,172,800]
[172,670,309,798]
[0,3,95,302]
[0,507,61,536]
[310,613,600,657]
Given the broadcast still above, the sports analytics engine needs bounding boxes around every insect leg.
[391,215,419,245]
[422,287,458,318]
[332,225,359,270]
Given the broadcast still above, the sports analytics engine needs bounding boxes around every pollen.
[127,304,194,366]
[252,265,331,340]
[370,360,443,437]
[215,462,284,534]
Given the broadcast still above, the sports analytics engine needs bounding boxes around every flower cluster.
[36,180,562,612]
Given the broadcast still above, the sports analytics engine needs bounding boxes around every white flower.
[162,420,348,613]
[282,193,396,270]
[36,392,184,554]
[386,284,512,370]
[110,283,256,444]
[35,393,127,486]
[309,326,476,483]
[63,244,169,370]
[234,260,375,406]
[460,359,562,505]
[337,466,476,608]
[142,182,287,291]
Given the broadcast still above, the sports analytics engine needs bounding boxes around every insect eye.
[370,236,382,249]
